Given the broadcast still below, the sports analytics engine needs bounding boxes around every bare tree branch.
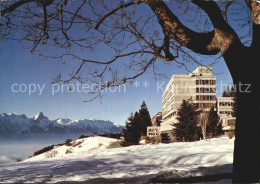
[246,0,260,49]
[223,0,233,23]
[1,0,36,15]
[145,0,219,55]
[95,0,144,30]
[192,0,230,30]
[191,0,243,54]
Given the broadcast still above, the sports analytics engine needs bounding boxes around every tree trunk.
[201,120,207,140]
[223,45,260,183]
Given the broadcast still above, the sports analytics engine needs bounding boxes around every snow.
[24,136,117,162]
[33,112,44,121]
[0,156,13,164]
[0,136,234,183]
[56,119,72,125]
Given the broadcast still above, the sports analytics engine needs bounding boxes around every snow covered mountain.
[0,112,123,137]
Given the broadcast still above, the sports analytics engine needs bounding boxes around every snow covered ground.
[0,136,234,183]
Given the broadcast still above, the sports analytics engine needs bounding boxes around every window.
[196,80,215,86]
[210,80,216,85]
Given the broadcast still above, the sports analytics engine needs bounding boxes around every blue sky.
[0,39,233,125]
[0,1,235,125]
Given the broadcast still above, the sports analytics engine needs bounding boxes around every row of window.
[196,95,216,101]
[220,111,232,115]
[197,103,216,108]
[219,102,233,106]
[148,129,159,132]
[196,87,216,93]
[196,80,216,85]
[148,133,158,136]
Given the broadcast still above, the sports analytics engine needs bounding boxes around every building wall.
[147,126,160,137]
[217,97,236,131]
[151,112,162,126]
[161,66,216,132]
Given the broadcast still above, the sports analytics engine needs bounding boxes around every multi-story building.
[151,112,162,126]
[161,66,217,133]
[147,112,162,138]
[217,97,236,134]
[147,126,161,137]
[146,66,235,138]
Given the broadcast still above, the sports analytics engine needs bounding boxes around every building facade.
[147,112,162,138]
[151,112,162,126]
[161,66,216,133]
[217,97,236,133]
[147,126,161,137]
[146,66,235,138]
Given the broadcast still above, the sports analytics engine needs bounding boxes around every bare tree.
[200,111,209,140]
[1,0,259,182]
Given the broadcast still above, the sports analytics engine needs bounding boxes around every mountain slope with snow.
[0,137,234,183]
[0,112,123,137]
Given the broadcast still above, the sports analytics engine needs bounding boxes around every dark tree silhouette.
[174,99,201,142]
[138,101,152,136]
[207,107,222,138]
[1,0,259,182]
[160,132,170,144]
[121,112,141,146]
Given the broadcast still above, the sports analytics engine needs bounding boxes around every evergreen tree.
[138,101,152,136]
[216,121,223,136]
[160,133,170,143]
[207,107,222,137]
[121,112,141,146]
[174,99,201,142]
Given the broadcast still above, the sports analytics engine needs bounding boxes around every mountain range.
[0,112,124,137]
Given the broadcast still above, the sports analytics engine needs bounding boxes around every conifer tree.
[160,133,170,143]
[174,99,201,142]
[121,112,141,146]
[138,101,152,136]
[207,107,222,137]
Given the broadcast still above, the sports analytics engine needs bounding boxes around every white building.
[217,97,236,133]
[147,112,162,138]
[161,66,216,133]
[147,126,160,137]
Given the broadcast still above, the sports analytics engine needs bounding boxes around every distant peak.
[8,112,16,115]
[34,112,46,121]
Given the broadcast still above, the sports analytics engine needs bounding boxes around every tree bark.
[223,45,260,183]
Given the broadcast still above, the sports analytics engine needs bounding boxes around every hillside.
[0,136,234,183]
